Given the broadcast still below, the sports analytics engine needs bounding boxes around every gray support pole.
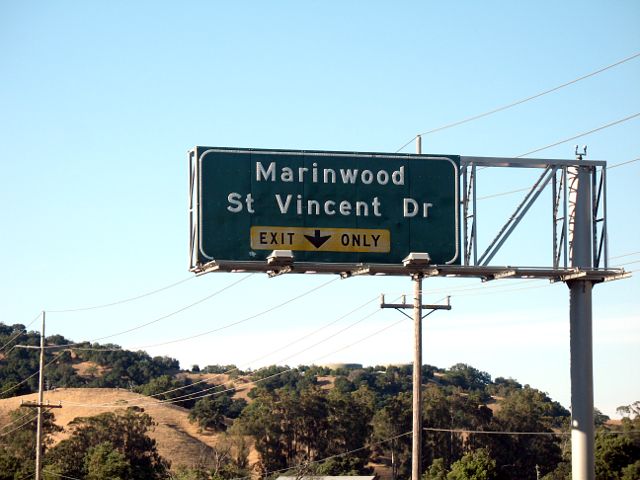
[35,311,45,480]
[568,159,595,480]
[412,273,423,480]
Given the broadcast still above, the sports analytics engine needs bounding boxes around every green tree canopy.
[0,408,61,479]
[446,448,497,480]
[45,407,169,480]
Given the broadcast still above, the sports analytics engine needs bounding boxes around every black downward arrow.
[304,229,331,249]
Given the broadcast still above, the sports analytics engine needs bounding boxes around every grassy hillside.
[0,387,258,471]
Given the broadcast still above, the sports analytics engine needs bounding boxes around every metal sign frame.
[460,156,609,270]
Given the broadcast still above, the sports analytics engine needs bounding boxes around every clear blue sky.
[1,1,638,418]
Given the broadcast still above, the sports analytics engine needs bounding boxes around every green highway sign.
[189,147,460,268]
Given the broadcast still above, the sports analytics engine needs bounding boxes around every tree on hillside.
[237,385,374,475]
[442,364,491,394]
[487,387,564,480]
[422,385,494,470]
[372,391,412,480]
[446,448,497,480]
[188,393,246,432]
[617,401,640,433]
[423,458,448,480]
[594,431,640,480]
[0,408,62,479]
[248,365,318,396]
[45,407,169,480]
[324,386,375,473]
[235,390,287,472]
[84,441,130,480]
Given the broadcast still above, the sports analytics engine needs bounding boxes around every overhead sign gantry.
[189,146,624,283]
[189,144,629,480]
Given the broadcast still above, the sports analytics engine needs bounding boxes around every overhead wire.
[47,276,195,313]
[131,276,340,350]
[607,157,640,169]
[233,430,414,480]
[65,293,381,406]
[610,251,640,260]
[475,154,640,201]
[0,312,42,354]
[614,259,640,267]
[43,274,254,349]
[0,350,67,397]
[61,298,402,408]
[232,421,587,480]
[64,294,386,408]
[395,51,640,152]
[516,112,640,158]
[0,412,39,438]
[2,280,360,407]
[0,410,35,432]
[8,249,633,405]
[146,295,380,399]
[41,472,81,480]
[15,474,35,480]
[423,426,567,436]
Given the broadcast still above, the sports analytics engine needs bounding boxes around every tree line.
[0,322,638,479]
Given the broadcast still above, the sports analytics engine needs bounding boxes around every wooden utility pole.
[411,273,423,480]
[380,282,451,480]
[16,311,62,480]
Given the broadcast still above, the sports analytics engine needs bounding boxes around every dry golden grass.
[71,361,108,378]
[317,375,336,391]
[0,388,258,471]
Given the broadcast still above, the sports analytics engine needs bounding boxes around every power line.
[17,273,574,406]
[395,51,640,152]
[11,249,633,406]
[615,259,640,267]
[0,410,35,432]
[610,251,640,259]
[0,413,39,438]
[0,351,67,397]
[234,430,414,480]
[423,426,567,436]
[231,421,593,480]
[132,276,340,350]
[86,295,382,404]
[453,282,551,298]
[146,295,379,399]
[47,276,195,313]
[477,187,531,201]
[156,306,402,408]
[68,295,384,408]
[61,301,400,409]
[608,157,640,169]
[516,112,640,158]
[4,285,368,408]
[41,472,81,480]
[43,274,254,349]
[312,318,405,364]
[147,297,392,406]
[15,474,35,480]
[0,313,42,353]
[476,155,640,201]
